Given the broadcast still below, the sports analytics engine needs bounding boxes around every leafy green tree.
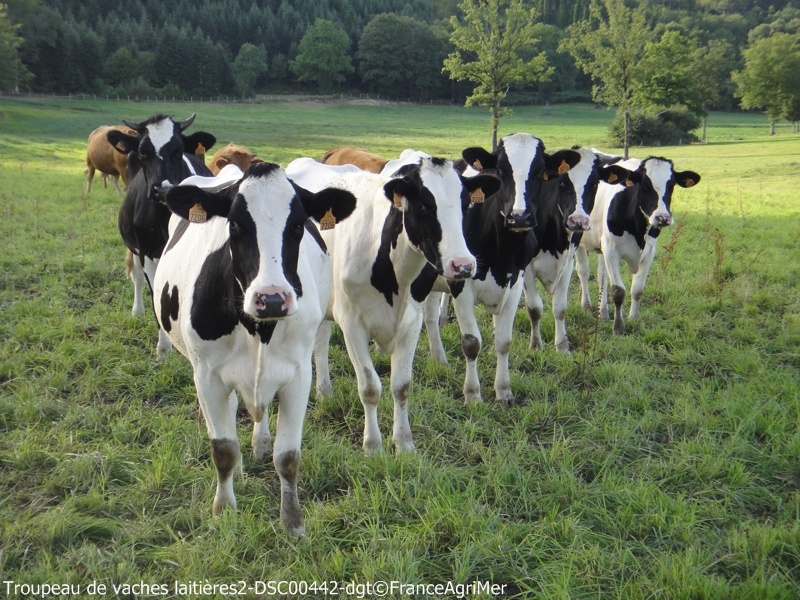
[233,42,267,97]
[291,19,354,93]
[104,46,138,89]
[634,30,703,114]
[358,13,445,100]
[443,0,551,151]
[0,3,26,91]
[563,0,653,157]
[692,39,737,141]
[732,32,800,134]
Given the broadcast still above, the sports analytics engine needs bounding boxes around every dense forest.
[1,0,799,112]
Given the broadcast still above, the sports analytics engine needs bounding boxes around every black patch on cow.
[191,243,240,341]
[448,279,466,299]
[164,218,190,254]
[304,219,327,252]
[410,264,439,303]
[395,166,445,272]
[280,198,308,300]
[371,208,403,306]
[159,282,180,333]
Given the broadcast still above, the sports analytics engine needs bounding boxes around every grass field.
[0,96,798,599]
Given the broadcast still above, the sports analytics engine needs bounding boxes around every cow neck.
[533,182,570,256]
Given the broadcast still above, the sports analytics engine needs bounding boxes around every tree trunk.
[770,120,775,135]
[623,109,630,160]
[491,92,500,152]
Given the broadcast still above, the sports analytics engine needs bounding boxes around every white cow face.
[629,158,701,229]
[165,163,356,321]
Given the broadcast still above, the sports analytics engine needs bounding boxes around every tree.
[358,13,445,100]
[692,39,737,141]
[443,0,552,151]
[732,32,800,134]
[562,0,654,158]
[233,42,267,97]
[634,30,703,115]
[0,3,25,92]
[290,19,353,93]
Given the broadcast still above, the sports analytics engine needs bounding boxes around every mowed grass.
[0,96,798,598]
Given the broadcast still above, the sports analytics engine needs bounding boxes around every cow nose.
[448,258,475,280]
[252,288,293,319]
[505,210,534,230]
[653,213,672,227]
[567,215,590,231]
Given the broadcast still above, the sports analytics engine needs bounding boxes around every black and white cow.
[522,147,631,351]
[420,133,551,404]
[576,155,700,334]
[153,162,356,535]
[286,156,500,452]
[108,113,216,360]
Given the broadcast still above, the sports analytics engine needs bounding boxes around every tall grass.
[1,97,798,598]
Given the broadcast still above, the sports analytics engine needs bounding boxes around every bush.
[609,105,701,146]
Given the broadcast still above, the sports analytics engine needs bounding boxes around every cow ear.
[461,147,496,172]
[300,186,357,230]
[600,164,631,185]
[107,130,139,156]
[462,172,501,202]
[675,170,701,188]
[545,149,581,174]
[183,131,216,156]
[211,155,231,175]
[165,186,233,222]
[383,178,413,211]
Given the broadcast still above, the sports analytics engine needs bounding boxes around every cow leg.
[340,322,383,453]
[127,250,146,317]
[597,258,610,321]
[423,292,448,365]
[576,246,593,313]
[438,293,451,326]
[237,379,271,462]
[194,373,240,516]
[493,281,523,405]
[142,256,173,361]
[552,250,575,353]
[273,374,310,537]
[313,320,333,398]
[603,249,627,335]
[629,239,657,320]
[390,315,423,452]
[522,263,545,351]
[85,166,95,193]
[111,174,121,194]
[452,287,482,404]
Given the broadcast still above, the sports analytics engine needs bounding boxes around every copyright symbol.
[374,581,388,596]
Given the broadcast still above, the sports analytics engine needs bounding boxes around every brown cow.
[208,142,264,175]
[320,145,387,173]
[85,125,137,193]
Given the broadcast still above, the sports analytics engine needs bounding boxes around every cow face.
[108,113,216,201]
[383,158,499,280]
[462,133,547,231]
[627,158,701,229]
[543,148,633,233]
[165,163,356,321]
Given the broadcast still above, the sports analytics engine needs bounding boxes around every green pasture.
[0,97,798,598]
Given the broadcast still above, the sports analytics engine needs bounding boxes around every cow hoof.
[432,353,449,366]
[555,338,571,353]
[287,524,306,538]
[463,389,482,405]
[212,496,236,517]
[131,305,145,317]
[252,444,272,462]
[529,336,544,351]
[393,438,416,453]
[495,390,514,406]
[363,438,383,455]
[599,309,610,320]
[315,381,333,399]
[613,319,625,335]
[583,301,593,313]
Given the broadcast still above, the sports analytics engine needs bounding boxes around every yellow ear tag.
[470,187,485,204]
[541,171,549,181]
[607,172,618,183]
[393,192,403,209]
[195,143,206,155]
[319,208,337,231]
[558,160,570,174]
[188,203,207,223]
[685,178,695,188]
[473,159,483,171]
[625,179,634,187]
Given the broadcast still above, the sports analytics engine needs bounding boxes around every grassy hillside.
[0,97,798,598]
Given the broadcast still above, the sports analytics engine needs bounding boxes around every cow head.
[462,133,547,231]
[627,157,701,229]
[542,147,631,232]
[108,113,217,201]
[165,162,356,321]
[382,157,499,280]
[210,143,264,175]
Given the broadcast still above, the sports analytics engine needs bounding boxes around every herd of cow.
[85,113,701,536]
